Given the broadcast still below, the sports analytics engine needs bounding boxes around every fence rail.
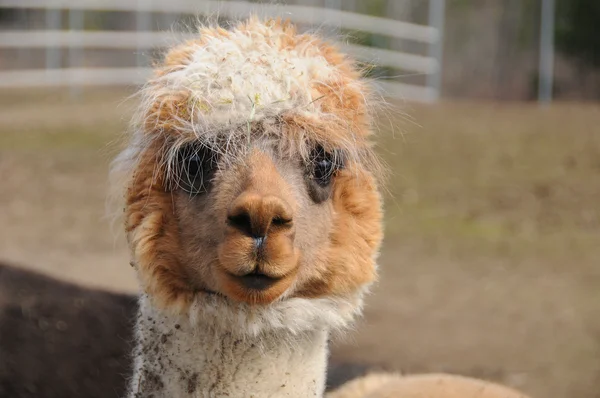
[0,67,151,88]
[0,0,444,102]
[0,31,438,74]
[2,0,439,43]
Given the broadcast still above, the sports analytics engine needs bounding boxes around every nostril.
[227,194,294,237]
[227,212,252,235]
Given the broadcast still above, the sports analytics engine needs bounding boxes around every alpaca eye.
[177,145,216,195]
[311,146,341,187]
[313,157,334,186]
[306,146,343,203]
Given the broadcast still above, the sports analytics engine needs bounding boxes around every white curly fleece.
[128,294,332,398]
[155,21,336,132]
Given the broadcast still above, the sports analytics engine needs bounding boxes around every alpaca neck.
[128,295,330,398]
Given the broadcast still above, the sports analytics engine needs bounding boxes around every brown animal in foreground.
[0,262,135,398]
[0,262,371,397]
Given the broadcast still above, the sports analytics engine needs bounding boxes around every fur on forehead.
[127,16,379,178]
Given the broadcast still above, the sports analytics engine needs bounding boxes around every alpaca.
[0,262,135,398]
[113,16,382,397]
[328,373,531,398]
[113,17,532,398]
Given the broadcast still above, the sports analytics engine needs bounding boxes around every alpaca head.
[115,17,384,332]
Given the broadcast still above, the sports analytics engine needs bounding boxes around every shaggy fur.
[114,16,383,316]
[130,294,330,397]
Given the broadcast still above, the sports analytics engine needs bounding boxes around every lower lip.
[236,273,280,291]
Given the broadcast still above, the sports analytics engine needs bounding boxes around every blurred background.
[0,1,599,398]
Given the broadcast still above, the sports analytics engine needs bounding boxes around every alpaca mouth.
[216,257,299,304]
[233,270,281,291]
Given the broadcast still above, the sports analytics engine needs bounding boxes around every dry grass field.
[1,89,599,398]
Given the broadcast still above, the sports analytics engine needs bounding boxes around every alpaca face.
[173,134,348,305]
[118,18,384,312]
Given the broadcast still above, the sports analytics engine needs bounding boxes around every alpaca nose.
[227,192,293,239]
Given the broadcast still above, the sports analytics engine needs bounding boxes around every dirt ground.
[1,89,599,398]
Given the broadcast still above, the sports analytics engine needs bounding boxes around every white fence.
[0,0,446,102]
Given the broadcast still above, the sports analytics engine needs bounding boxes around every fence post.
[68,7,84,98]
[16,9,29,71]
[45,8,62,70]
[426,0,445,101]
[538,0,555,104]
[324,0,342,38]
[136,0,152,68]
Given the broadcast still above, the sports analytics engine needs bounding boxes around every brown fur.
[125,139,195,313]
[120,17,384,312]
[0,263,136,398]
[296,166,382,298]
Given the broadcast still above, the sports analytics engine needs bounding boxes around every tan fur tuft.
[123,141,194,312]
[327,373,532,398]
